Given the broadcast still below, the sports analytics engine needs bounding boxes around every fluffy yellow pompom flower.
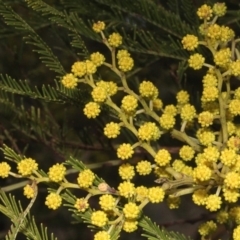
[90,52,105,67]
[206,24,221,40]
[198,111,214,127]
[117,49,130,59]
[205,195,222,212]
[0,162,11,178]
[233,226,240,240]
[96,80,118,96]
[164,105,177,116]
[213,48,231,68]
[91,210,108,227]
[152,98,163,110]
[201,86,218,102]
[123,202,140,219]
[48,163,66,182]
[117,143,134,160]
[136,186,148,202]
[77,169,95,188]
[216,210,229,224]
[138,122,161,141]
[180,104,196,121]
[182,34,198,51]
[197,4,213,20]
[154,149,171,166]
[71,61,86,77]
[61,73,78,89]
[220,148,237,167]
[92,21,105,32]
[85,60,97,74]
[188,53,205,70]
[197,129,215,146]
[108,32,122,47]
[83,102,101,119]
[213,2,227,17]
[193,165,212,182]
[74,198,89,212]
[45,193,62,210]
[123,220,138,233]
[159,113,175,129]
[121,95,138,113]
[104,122,121,138]
[202,74,218,87]
[224,172,240,189]
[176,90,189,104]
[229,99,240,116]
[198,221,217,237]
[148,187,165,203]
[202,146,219,162]
[118,181,135,198]
[139,81,158,99]
[23,184,35,199]
[223,187,239,203]
[119,163,135,180]
[192,189,208,206]
[99,194,116,211]
[136,160,152,175]
[94,231,110,240]
[91,86,107,103]
[118,56,134,72]
[17,158,38,176]
[179,145,195,161]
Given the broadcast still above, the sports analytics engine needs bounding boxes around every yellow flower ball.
[91,210,108,227]
[0,162,11,178]
[117,143,134,160]
[74,198,89,212]
[90,52,105,67]
[198,111,214,127]
[77,169,95,188]
[23,184,35,199]
[45,193,62,210]
[193,165,212,182]
[118,56,134,72]
[108,32,122,47]
[118,163,135,180]
[104,122,121,138]
[139,81,158,99]
[83,102,101,119]
[213,2,227,17]
[205,195,222,212]
[179,145,195,161]
[94,231,110,240]
[61,73,78,89]
[121,95,138,113]
[154,149,171,166]
[17,158,38,176]
[176,90,189,104]
[180,104,196,121]
[118,181,135,198]
[188,53,205,70]
[159,113,175,129]
[71,61,86,77]
[182,34,199,51]
[148,187,165,203]
[136,160,152,175]
[123,202,140,219]
[92,21,105,32]
[197,4,213,20]
[48,163,66,182]
[198,221,217,237]
[99,194,116,211]
[91,86,108,103]
[123,220,138,233]
[138,122,161,141]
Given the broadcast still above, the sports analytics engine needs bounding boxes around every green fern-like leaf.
[0,1,65,75]
[139,216,192,240]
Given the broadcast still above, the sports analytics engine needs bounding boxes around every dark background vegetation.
[0,0,240,239]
